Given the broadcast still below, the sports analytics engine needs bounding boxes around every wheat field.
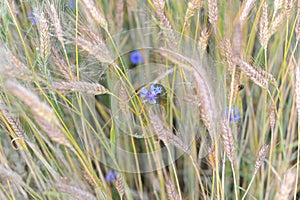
[0,0,299,199]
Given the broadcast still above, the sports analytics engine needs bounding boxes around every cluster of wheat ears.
[0,0,299,199]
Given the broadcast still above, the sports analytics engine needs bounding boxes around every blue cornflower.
[68,0,76,9]
[105,171,117,182]
[27,13,38,25]
[139,84,163,104]
[130,50,144,64]
[225,107,241,122]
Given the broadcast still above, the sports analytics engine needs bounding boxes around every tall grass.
[0,0,299,199]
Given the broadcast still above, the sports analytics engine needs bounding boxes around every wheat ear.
[259,2,269,49]
[81,0,108,30]
[275,169,297,200]
[52,81,109,95]
[221,119,235,162]
[55,183,97,200]
[185,0,203,23]
[5,80,73,150]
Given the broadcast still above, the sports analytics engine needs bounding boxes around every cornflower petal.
[130,50,144,64]
[139,87,148,98]
[225,107,241,122]
[105,171,118,182]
